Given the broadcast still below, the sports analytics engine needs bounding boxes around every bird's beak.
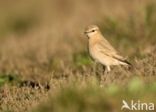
[84,31,88,34]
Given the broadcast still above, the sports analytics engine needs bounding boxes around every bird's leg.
[104,66,111,74]
[107,66,111,72]
[102,66,106,73]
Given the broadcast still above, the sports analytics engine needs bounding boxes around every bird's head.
[84,25,100,38]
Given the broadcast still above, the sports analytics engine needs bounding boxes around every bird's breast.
[89,42,98,61]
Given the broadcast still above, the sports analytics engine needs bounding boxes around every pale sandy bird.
[84,25,132,73]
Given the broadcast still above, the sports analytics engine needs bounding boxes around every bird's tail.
[112,56,133,69]
[118,59,133,69]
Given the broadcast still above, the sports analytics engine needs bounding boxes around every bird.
[84,25,132,73]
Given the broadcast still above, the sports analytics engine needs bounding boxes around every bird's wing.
[95,41,125,60]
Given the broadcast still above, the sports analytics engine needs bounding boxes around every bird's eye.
[92,30,95,32]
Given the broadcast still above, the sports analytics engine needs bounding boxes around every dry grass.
[0,0,156,112]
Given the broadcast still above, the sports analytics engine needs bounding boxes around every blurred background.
[0,0,156,112]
